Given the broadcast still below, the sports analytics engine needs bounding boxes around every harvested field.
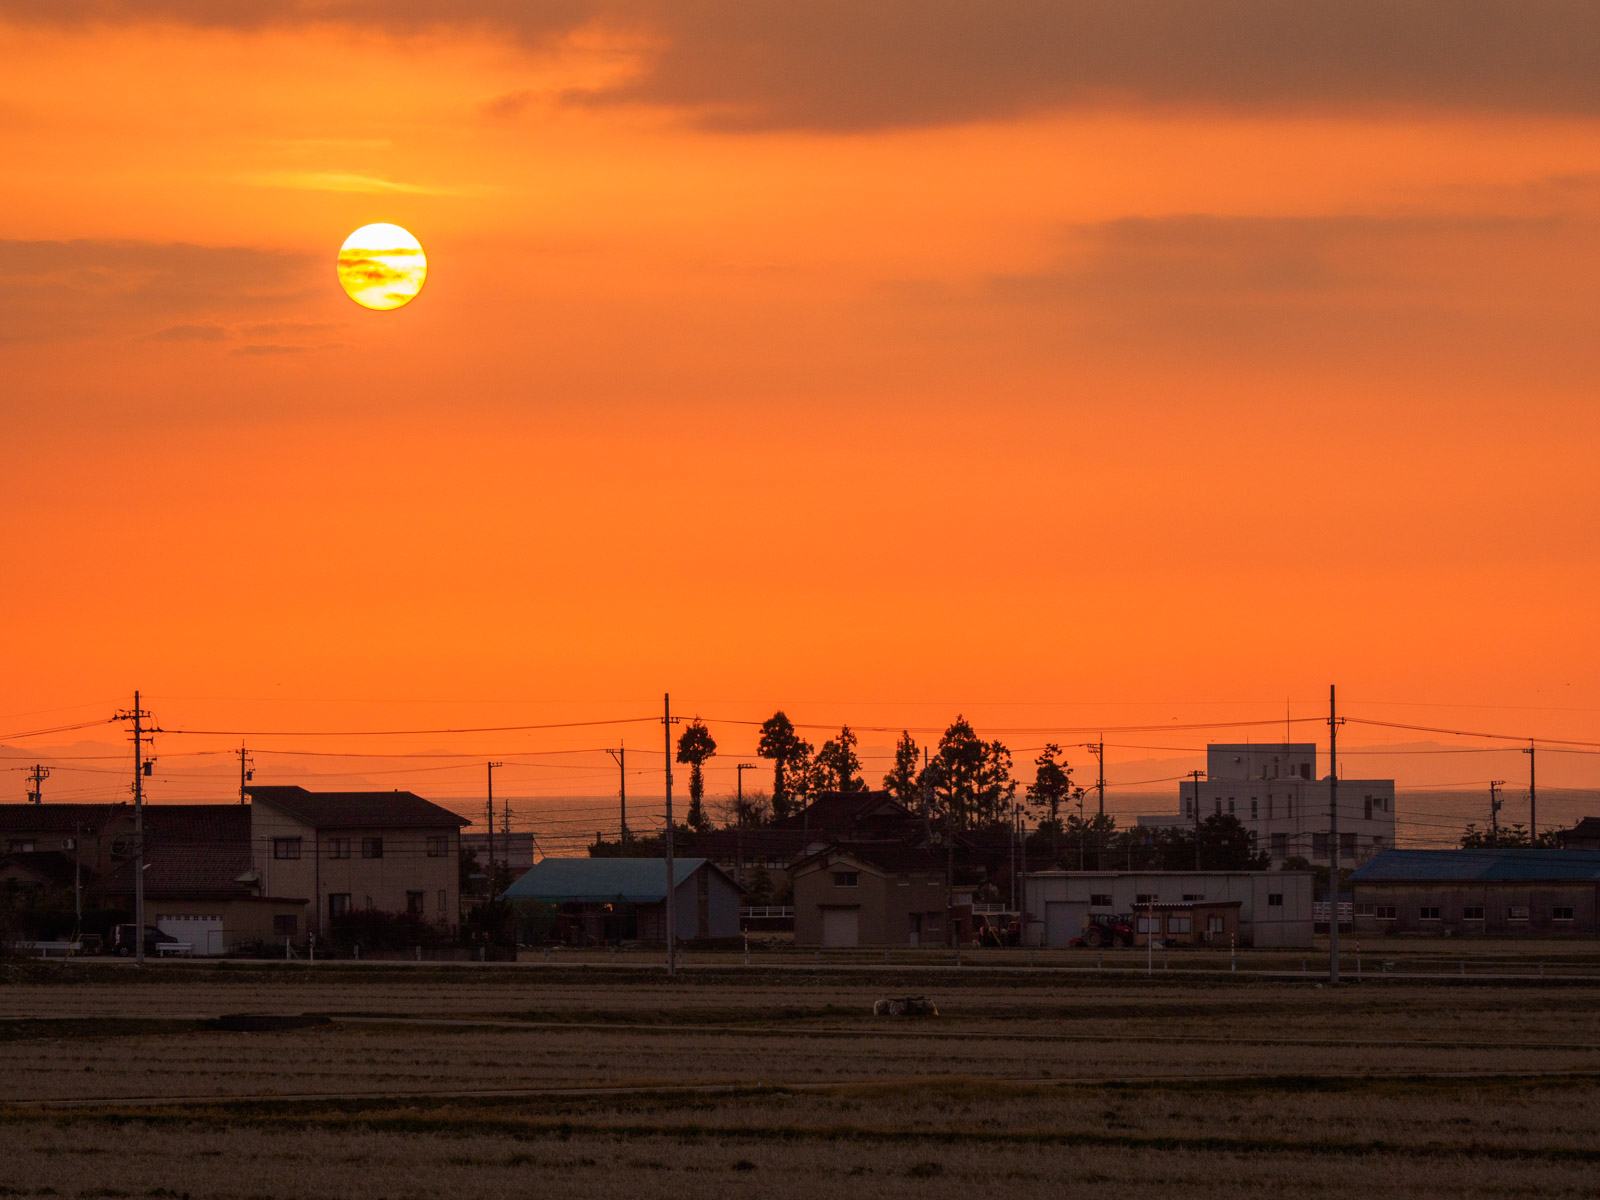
[2,960,1599,1198]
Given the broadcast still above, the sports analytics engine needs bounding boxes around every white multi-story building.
[1145,743,1395,868]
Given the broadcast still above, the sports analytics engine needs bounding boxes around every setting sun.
[336,223,426,310]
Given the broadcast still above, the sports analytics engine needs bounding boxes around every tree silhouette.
[882,731,921,808]
[927,715,1015,830]
[1195,813,1269,870]
[1025,743,1075,837]
[757,711,812,822]
[676,718,717,834]
[815,725,866,792]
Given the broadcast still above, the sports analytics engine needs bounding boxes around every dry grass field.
[3,954,1600,1199]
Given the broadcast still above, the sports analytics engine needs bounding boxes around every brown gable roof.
[100,843,262,900]
[0,850,79,889]
[145,804,250,845]
[247,785,469,830]
[0,803,128,833]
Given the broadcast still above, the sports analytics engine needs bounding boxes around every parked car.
[110,924,179,956]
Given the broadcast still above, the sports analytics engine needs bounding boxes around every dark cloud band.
[6,1,1600,128]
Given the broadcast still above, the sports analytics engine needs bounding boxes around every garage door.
[157,915,225,956]
[1045,901,1088,948]
[821,907,860,948]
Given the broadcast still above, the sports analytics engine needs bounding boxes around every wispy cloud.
[243,171,464,196]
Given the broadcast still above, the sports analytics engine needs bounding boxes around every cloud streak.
[0,238,320,343]
[8,1,1600,129]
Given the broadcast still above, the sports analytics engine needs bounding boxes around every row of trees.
[675,712,1023,832]
[680,713,1241,849]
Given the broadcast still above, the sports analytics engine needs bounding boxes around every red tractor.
[1075,913,1134,948]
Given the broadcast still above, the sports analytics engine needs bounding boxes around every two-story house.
[246,786,469,936]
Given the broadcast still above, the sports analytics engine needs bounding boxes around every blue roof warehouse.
[1350,849,1600,938]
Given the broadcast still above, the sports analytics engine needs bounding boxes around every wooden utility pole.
[663,692,676,977]
[606,743,628,845]
[115,692,154,966]
[1329,684,1343,984]
[1524,740,1537,845]
[1188,769,1205,870]
[25,764,48,804]
[1489,780,1505,840]
[486,761,503,896]
[237,743,253,805]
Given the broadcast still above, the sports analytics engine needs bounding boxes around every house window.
[1339,832,1356,857]
[1182,893,1203,902]
[924,914,941,934]
[437,889,447,914]
[1312,833,1330,858]
[1185,799,1194,817]
[1136,915,1158,933]
[1463,906,1484,920]
[1227,798,1235,815]
[1167,916,1191,934]
[328,837,351,859]
[1206,916,1224,934]
[832,871,859,887]
[426,835,448,857]
[1214,800,1222,815]
[1250,799,1258,819]
[1419,906,1441,921]
[1508,905,1529,921]
[1355,902,1375,917]
[1135,893,1157,905]
[328,893,352,920]
[1364,796,1373,820]
[406,891,425,917]
[1554,906,1575,922]
[273,915,297,936]
[1300,762,1311,779]
[1376,904,1397,920]
[1267,795,1274,819]
[8,839,36,853]
[362,837,383,859]
[1271,833,1287,858]
[1090,893,1113,908]
[273,838,301,860]
[1267,893,1284,908]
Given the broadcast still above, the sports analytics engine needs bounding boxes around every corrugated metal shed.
[502,858,710,903]
[1351,849,1600,882]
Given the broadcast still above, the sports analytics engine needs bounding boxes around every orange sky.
[4,3,1600,814]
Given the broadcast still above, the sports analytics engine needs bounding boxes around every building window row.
[1370,903,1576,922]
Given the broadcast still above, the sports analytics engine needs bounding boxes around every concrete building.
[1023,870,1314,948]
[501,857,741,942]
[461,831,537,876]
[1350,849,1600,937]
[792,847,949,947]
[246,786,468,937]
[1145,743,1395,868]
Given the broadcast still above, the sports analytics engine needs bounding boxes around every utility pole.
[1328,683,1344,985]
[114,692,155,966]
[237,743,253,805]
[1489,780,1505,841]
[663,692,677,977]
[1091,739,1106,817]
[606,743,627,845]
[25,764,49,804]
[736,762,757,820]
[1188,769,1205,870]
[1523,740,1537,846]
[486,762,503,897]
